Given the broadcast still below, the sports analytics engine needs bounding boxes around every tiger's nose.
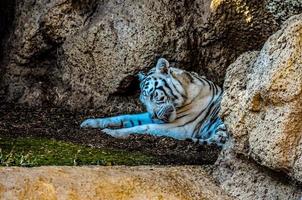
[155,105,176,122]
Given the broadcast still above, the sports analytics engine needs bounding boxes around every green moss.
[0,137,156,167]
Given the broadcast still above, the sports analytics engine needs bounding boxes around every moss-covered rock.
[0,137,156,167]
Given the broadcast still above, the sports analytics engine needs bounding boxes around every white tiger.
[81,58,228,146]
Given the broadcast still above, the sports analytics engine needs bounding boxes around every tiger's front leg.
[102,124,192,140]
[80,112,159,129]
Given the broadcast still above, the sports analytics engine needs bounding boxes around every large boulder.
[57,0,208,109]
[0,166,232,200]
[0,0,278,112]
[213,148,302,200]
[220,14,302,182]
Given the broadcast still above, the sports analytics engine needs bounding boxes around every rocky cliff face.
[213,13,302,199]
[1,0,278,112]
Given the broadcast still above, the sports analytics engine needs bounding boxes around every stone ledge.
[0,166,232,200]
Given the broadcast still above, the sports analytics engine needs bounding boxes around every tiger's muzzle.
[152,104,176,123]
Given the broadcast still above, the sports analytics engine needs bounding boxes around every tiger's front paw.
[215,130,229,145]
[102,128,130,138]
[80,119,99,128]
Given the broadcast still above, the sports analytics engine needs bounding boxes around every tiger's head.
[138,58,189,123]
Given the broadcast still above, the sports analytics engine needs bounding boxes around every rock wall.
[213,14,302,199]
[0,0,15,91]
[266,0,302,23]
[0,166,232,200]
[213,148,302,200]
[0,0,15,56]
[0,0,278,112]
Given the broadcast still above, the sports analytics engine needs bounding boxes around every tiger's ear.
[156,58,170,74]
[138,72,146,81]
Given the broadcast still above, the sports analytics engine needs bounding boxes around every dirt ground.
[0,103,221,165]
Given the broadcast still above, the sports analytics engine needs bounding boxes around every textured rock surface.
[265,0,302,23]
[0,0,15,60]
[0,166,232,200]
[213,148,302,200]
[220,14,302,182]
[1,0,278,111]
